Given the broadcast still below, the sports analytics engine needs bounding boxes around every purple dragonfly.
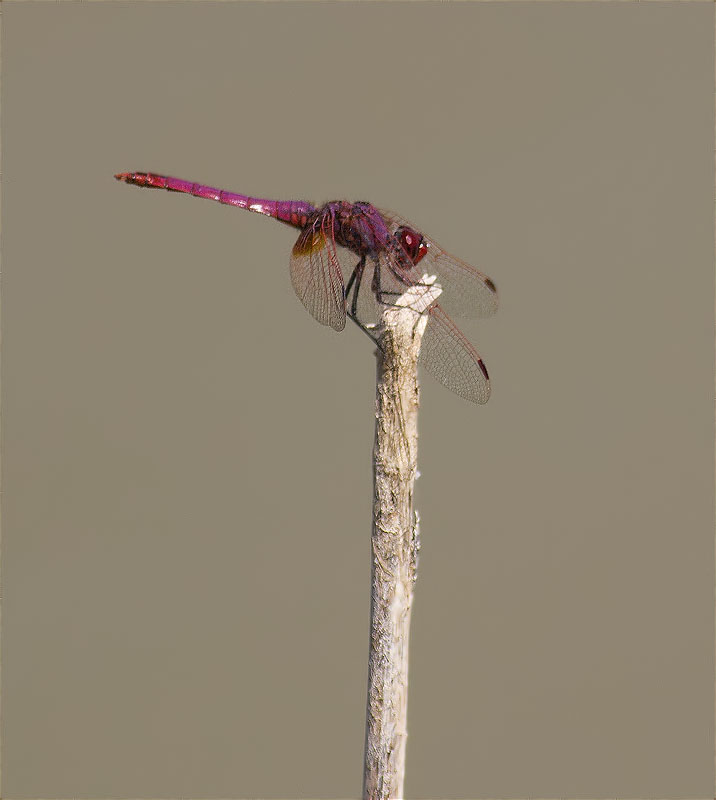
[115,172,498,403]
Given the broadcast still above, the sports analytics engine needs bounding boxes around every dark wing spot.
[485,278,497,293]
[478,359,489,380]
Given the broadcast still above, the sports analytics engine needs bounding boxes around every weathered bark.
[362,290,433,800]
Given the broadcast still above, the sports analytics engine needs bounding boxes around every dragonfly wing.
[290,211,346,331]
[419,304,491,404]
[372,246,444,312]
[377,208,498,320]
[368,249,492,404]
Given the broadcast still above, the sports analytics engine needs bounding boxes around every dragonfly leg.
[376,262,440,315]
[377,289,411,305]
[373,261,424,310]
[348,312,383,346]
[372,257,397,308]
[372,251,430,309]
[345,255,367,319]
[346,256,383,345]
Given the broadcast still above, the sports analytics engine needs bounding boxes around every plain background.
[2,1,714,797]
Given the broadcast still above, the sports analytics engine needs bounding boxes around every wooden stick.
[362,281,438,800]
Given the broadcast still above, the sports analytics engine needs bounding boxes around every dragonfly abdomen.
[114,172,316,230]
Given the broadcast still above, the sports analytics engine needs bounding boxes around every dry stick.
[362,280,440,800]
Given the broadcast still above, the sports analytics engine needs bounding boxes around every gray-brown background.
[3,1,714,797]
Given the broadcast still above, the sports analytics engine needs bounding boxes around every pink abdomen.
[114,172,316,230]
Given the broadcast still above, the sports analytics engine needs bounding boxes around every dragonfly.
[115,172,498,403]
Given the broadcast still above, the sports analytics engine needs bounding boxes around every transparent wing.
[368,249,491,404]
[419,305,491,404]
[377,208,498,319]
[290,210,346,331]
[371,246,444,314]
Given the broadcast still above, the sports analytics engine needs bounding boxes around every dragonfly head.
[396,226,429,266]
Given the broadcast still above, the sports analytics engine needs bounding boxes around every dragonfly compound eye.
[396,226,429,266]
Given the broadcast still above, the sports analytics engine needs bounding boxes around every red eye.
[397,226,429,266]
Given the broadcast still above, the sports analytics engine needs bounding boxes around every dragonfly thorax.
[328,201,390,257]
